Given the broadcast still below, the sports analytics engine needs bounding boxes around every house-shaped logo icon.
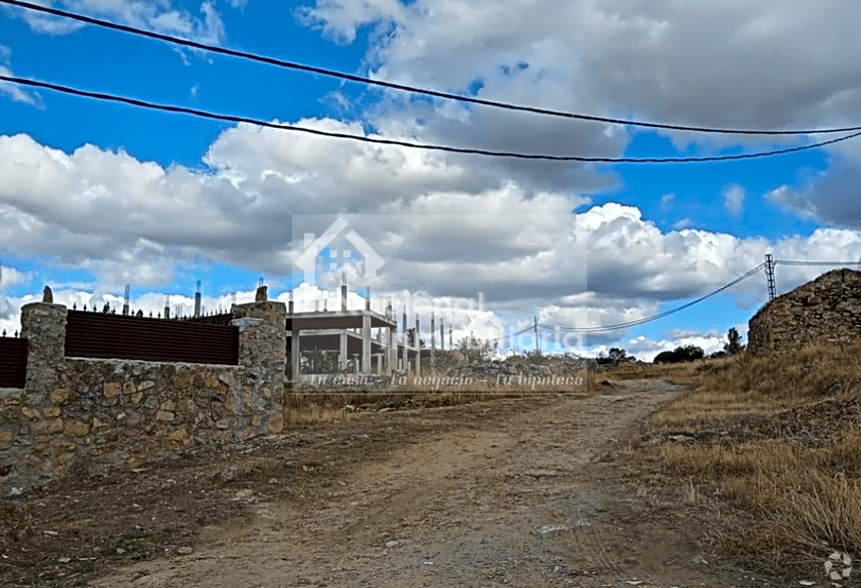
[294,218,385,285]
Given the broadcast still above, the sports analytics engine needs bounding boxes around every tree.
[597,347,636,366]
[723,327,743,355]
[675,344,704,361]
[405,327,425,348]
[609,347,636,363]
[653,344,705,364]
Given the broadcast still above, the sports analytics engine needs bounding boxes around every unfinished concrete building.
[286,280,436,380]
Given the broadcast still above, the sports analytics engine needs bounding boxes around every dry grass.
[657,434,861,569]
[283,392,364,424]
[606,359,705,384]
[640,340,861,575]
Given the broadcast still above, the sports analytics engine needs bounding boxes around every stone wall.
[748,268,861,355]
[0,301,287,495]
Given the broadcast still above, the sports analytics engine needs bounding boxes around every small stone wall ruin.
[748,268,861,355]
[0,300,287,495]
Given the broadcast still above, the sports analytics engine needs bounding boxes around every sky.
[1,0,861,361]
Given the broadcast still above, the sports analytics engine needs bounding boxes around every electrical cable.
[4,0,861,137]
[3,75,860,163]
[508,325,536,338]
[535,263,765,332]
[774,260,861,266]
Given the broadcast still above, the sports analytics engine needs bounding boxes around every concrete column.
[194,281,202,317]
[123,284,130,316]
[361,314,371,373]
[388,327,398,374]
[291,327,300,378]
[415,317,421,377]
[430,313,435,370]
[339,331,348,371]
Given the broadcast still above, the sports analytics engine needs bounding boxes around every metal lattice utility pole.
[765,254,776,301]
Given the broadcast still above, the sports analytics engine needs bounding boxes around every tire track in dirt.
[89,380,749,588]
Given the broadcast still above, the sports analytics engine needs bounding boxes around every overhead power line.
[536,263,766,333]
[3,75,861,163]
[509,325,536,338]
[774,260,861,267]
[4,0,861,138]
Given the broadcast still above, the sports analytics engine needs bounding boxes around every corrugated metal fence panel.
[0,337,27,388]
[65,311,239,365]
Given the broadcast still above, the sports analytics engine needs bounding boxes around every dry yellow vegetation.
[641,340,861,573]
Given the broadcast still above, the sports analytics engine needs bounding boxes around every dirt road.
[75,379,761,588]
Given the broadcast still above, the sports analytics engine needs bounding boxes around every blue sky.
[1,0,860,359]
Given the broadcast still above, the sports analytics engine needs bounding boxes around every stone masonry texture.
[0,301,287,495]
[748,268,861,355]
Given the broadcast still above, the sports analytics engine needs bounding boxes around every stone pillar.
[20,303,68,396]
[231,301,287,435]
